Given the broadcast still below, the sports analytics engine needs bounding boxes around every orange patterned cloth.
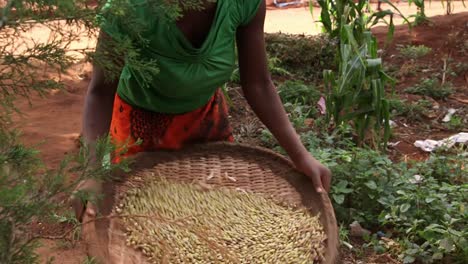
[110,89,234,163]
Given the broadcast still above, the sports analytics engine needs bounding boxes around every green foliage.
[275,80,324,130]
[264,33,337,82]
[339,224,350,243]
[445,115,465,131]
[408,0,429,25]
[0,131,131,264]
[0,130,43,264]
[405,78,454,100]
[398,45,432,59]
[312,0,408,43]
[82,256,100,264]
[261,119,467,263]
[323,28,393,148]
[0,1,202,263]
[301,130,467,263]
[454,62,468,76]
[277,80,321,106]
[311,0,409,148]
[283,102,315,129]
[267,57,291,77]
[226,56,290,86]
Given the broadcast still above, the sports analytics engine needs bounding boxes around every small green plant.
[398,45,432,59]
[82,257,100,264]
[277,80,322,106]
[389,98,432,122]
[50,212,82,248]
[267,57,291,77]
[0,132,131,264]
[339,225,351,243]
[454,62,468,76]
[397,61,422,77]
[227,56,289,85]
[445,115,465,130]
[283,102,315,129]
[405,78,454,100]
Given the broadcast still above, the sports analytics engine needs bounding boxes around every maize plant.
[311,0,407,44]
[323,27,392,148]
[408,0,428,25]
[312,1,405,148]
[440,0,466,15]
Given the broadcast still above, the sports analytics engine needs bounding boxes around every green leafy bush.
[277,80,322,106]
[389,98,432,122]
[405,78,454,100]
[398,45,432,59]
[265,33,337,81]
[310,139,467,263]
[0,130,130,264]
[263,125,467,263]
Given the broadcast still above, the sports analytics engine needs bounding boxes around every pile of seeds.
[116,179,326,263]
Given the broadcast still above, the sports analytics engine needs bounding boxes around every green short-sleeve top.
[99,0,262,114]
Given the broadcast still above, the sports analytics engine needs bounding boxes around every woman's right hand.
[71,179,102,222]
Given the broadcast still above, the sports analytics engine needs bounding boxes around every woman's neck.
[176,1,218,48]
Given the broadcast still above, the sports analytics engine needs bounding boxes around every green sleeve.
[239,0,263,26]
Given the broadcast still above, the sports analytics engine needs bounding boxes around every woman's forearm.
[82,67,118,148]
[82,90,115,145]
[242,80,310,162]
[82,31,121,148]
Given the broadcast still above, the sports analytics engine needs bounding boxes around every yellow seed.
[117,178,326,264]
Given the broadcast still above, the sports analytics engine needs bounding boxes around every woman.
[74,0,331,222]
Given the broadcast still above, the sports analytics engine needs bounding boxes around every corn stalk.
[407,0,429,25]
[323,28,392,147]
[440,0,467,15]
[311,1,404,148]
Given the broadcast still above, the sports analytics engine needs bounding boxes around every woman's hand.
[294,154,332,194]
[70,179,102,222]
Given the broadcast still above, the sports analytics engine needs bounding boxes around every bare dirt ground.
[11,4,468,264]
[373,11,468,161]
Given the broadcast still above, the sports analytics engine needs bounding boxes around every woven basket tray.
[82,142,339,264]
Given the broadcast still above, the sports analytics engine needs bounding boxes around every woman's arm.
[236,1,331,193]
[73,31,122,221]
[82,31,121,146]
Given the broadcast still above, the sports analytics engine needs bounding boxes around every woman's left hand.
[294,154,332,194]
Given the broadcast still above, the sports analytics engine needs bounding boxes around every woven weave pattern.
[83,143,339,264]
